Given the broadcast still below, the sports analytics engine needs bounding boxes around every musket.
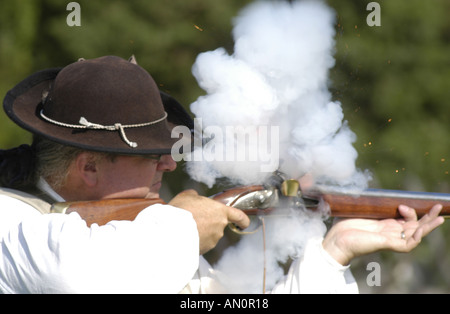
[206,177,450,233]
[50,173,450,234]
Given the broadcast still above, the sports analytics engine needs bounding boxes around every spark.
[194,24,204,32]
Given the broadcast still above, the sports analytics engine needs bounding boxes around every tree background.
[0,0,449,293]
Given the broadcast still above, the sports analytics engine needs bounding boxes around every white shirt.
[0,190,199,293]
[0,181,358,294]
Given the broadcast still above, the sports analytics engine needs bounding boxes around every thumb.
[177,189,199,197]
[226,206,251,230]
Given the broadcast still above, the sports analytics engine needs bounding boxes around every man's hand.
[169,189,250,255]
[322,204,445,265]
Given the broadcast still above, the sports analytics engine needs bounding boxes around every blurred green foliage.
[330,0,450,192]
[1,0,449,293]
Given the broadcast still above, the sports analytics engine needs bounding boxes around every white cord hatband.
[39,109,168,148]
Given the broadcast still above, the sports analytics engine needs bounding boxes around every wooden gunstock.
[304,188,450,219]
[50,187,262,227]
[51,198,165,227]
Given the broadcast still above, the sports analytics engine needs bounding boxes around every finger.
[403,215,444,249]
[226,206,251,230]
[402,205,444,238]
[426,204,443,219]
[416,204,443,226]
[389,227,423,252]
[416,216,445,239]
[398,205,418,222]
[406,228,423,249]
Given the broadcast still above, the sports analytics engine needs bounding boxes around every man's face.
[95,154,177,199]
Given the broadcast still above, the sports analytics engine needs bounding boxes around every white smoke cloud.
[214,211,328,293]
[185,0,371,293]
[187,0,369,189]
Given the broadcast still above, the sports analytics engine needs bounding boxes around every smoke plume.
[186,0,371,293]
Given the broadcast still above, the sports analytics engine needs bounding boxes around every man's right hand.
[169,189,250,254]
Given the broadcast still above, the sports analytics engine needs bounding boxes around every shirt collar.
[36,177,66,202]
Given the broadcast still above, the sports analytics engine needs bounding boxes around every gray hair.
[34,136,115,191]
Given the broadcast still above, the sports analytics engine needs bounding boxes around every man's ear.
[75,152,98,187]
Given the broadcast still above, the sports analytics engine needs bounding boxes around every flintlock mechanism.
[212,172,318,234]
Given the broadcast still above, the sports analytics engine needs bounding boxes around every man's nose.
[157,154,177,172]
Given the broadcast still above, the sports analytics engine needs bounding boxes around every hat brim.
[3,68,193,155]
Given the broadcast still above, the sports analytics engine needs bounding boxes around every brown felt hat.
[3,56,193,155]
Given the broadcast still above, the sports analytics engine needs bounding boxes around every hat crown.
[43,56,165,126]
[4,55,192,154]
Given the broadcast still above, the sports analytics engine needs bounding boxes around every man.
[0,56,444,293]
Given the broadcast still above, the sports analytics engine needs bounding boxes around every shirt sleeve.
[271,236,359,293]
[0,195,199,293]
